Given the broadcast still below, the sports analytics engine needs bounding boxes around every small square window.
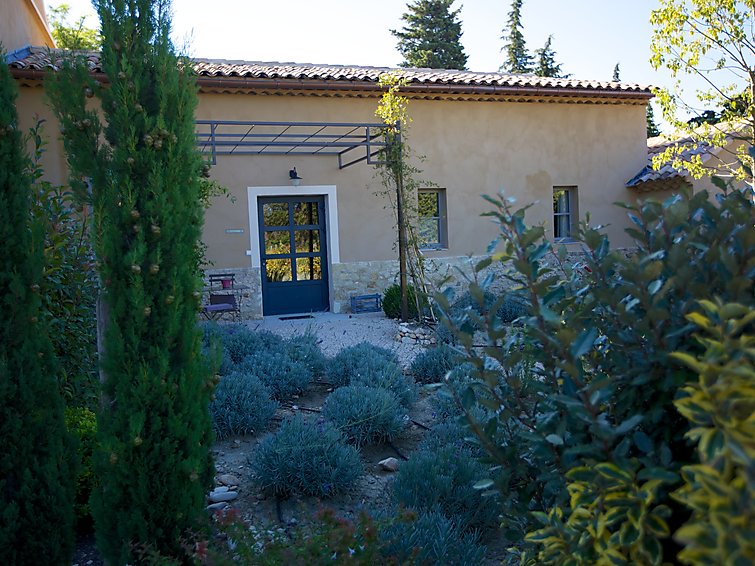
[553,187,577,241]
[418,189,447,249]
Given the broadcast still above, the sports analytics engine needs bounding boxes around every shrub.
[429,363,475,421]
[211,372,279,439]
[350,363,417,408]
[380,510,486,565]
[235,351,311,401]
[444,289,528,332]
[208,508,384,565]
[419,421,485,458]
[328,342,399,388]
[382,283,421,320]
[392,444,499,532]
[409,343,462,384]
[252,416,362,497]
[286,332,327,378]
[322,386,406,446]
[65,407,97,530]
[222,328,284,367]
[438,187,755,561]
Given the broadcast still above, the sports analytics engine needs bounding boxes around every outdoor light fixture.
[289,167,302,187]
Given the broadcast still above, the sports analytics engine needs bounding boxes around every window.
[553,186,577,241]
[418,189,447,249]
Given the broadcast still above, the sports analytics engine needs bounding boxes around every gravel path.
[245,311,426,368]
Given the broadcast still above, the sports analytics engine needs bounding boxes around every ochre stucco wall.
[196,93,648,269]
[0,0,54,52]
[13,82,649,272]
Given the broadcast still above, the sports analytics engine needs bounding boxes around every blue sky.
[46,0,722,132]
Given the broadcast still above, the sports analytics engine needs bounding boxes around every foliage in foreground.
[46,0,215,562]
[252,416,363,497]
[65,406,97,529]
[0,48,75,564]
[28,122,98,408]
[437,186,755,563]
[669,301,755,565]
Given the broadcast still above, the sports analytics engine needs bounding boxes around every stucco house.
[4,4,659,319]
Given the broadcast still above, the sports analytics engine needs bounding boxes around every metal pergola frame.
[195,120,395,169]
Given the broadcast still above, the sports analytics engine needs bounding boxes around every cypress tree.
[647,103,661,137]
[612,62,621,81]
[500,0,532,73]
[0,46,75,565]
[533,35,568,78]
[46,0,214,562]
[392,0,468,70]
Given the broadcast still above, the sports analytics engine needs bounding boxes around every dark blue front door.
[259,196,329,315]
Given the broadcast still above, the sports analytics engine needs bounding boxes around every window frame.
[417,188,448,250]
[553,186,577,243]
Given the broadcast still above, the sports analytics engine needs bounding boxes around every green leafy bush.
[437,186,755,561]
[65,406,97,530]
[252,416,362,497]
[211,372,278,439]
[322,385,406,446]
[380,510,486,565]
[670,301,755,565]
[382,283,420,320]
[392,444,499,532]
[409,343,462,383]
[235,352,311,401]
[29,122,98,408]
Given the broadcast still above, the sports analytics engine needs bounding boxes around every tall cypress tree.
[392,0,468,70]
[0,47,75,565]
[46,0,214,562]
[500,0,532,73]
[533,35,568,78]
[612,62,621,81]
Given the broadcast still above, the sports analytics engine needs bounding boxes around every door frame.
[247,185,340,315]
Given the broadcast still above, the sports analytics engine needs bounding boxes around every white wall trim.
[246,185,340,269]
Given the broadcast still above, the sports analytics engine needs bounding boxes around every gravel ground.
[245,311,427,368]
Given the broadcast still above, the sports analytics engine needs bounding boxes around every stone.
[206,502,226,511]
[209,490,238,503]
[379,457,400,472]
[217,473,240,486]
[211,486,230,494]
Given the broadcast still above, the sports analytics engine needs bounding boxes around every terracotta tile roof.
[7,46,652,98]
[626,135,701,187]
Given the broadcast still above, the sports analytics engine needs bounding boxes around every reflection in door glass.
[296,257,321,280]
[293,202,318,225]
[263,202,288,227]
[265,259,292,282]
[294,230,320,253]
[265,230,290,255]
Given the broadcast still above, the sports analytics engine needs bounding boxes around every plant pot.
[221,279,232,289]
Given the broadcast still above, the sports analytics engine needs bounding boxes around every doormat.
[279,315,315,321]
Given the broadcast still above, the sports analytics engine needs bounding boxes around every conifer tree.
[0,46,74,565]
[647,103,661,137]
[612,62,620,81]
[500,0,532,73]
[46,0,214,562]
[533,35,568,78]
[392,0,468,70]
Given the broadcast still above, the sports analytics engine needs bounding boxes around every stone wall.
[204,267,262,320]
[207,251,589,320]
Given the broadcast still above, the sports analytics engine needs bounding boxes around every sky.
[44,0,723,132]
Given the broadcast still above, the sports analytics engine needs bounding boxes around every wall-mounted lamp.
[289,167,302,187]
